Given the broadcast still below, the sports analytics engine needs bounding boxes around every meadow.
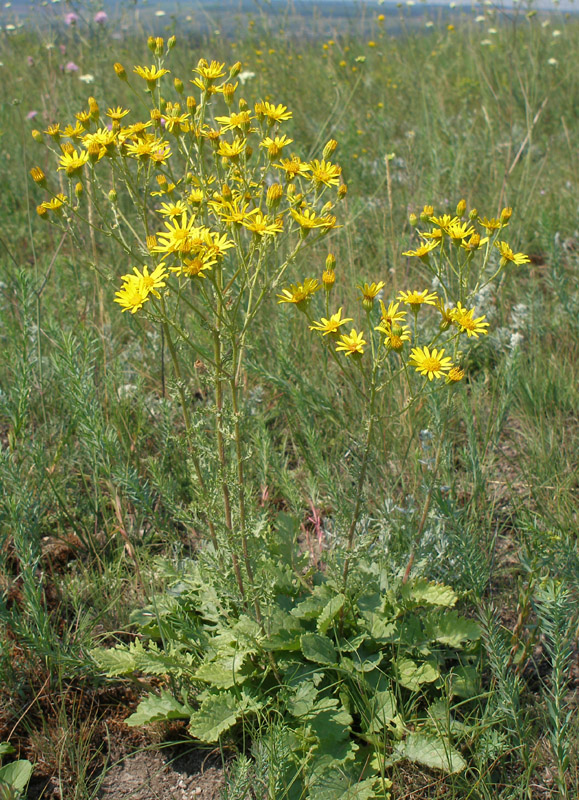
[0,1,578,798]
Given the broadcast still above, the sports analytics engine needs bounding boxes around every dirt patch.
[98,748,224,800]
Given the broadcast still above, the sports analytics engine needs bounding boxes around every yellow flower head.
[217,138,246,160]
[106,106,131,121]
[214,110,253,133]
[447,366,465,383]
[409,345,453,380]
[379,300,407,327]
[335,329,366,357]
[277,278,321,306]
[309,307,353,336]
[114,276,149,314]
[133,64,170,85]
[398,289,438,310]
[274,156,311,180]
[193,59,226,83]
[256,101,293,124]
[375,322,411,352]
[309,159,342,188]
[495,241,530,267]
[429,214,457,234]
[242,211,283,236]
[260,135,293,158]
[402,240,439,259]
[158,200,188,218]
[121,263,168,299]
[58,148,89,176]
[478,216,506,233]
[290,207,336,232]
[447,220,475,242]
[451,302,489,338]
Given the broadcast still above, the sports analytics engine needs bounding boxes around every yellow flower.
[422,227,444,242]
[429,214,457,234]
[375,322,411,351]
[378,303,405,330]
[212,197,257,225]
[447,220,475,242]
[309,159,342,188]
[242,211,283,236]
[133,64,170,84]
[217,138,246,160]
[58,148,89,176]
[461,233,488,252]
[106,106,131,121]
[277,278,321,306]
[357,281,385,310]
[125,135,170,161]
[40,193,67,212]
[398,289,438,310]
[274,156,311,180]
[495,241,530,266]
[290,207,336,231]
[62,122,85,140]
[409,345,453,380]
[309,307,353,336]
[478,216,506,233]
[260,135,293,158]
[447,366,465,383]
[121,263,168,299]
[402,241,439,259]
[336,329,366,357]
[451,303,489,338]
[158,201,188,218]
[256,101,293,123]
[206,231,235,259]
[170,254,216,278]
[155,212,203,253]
[214,110,253,132]
[114,276,149,314]
[192,59,226,82]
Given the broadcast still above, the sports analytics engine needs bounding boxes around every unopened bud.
[409,213,418,227]
[287,183,296,198]
[323,139,338,160]
[266,183,283,209]
[147,235,157,251]
[87,142,101,162]
[322,267,335,290]
[230,61,242,78]
[174,77,184,94]
[61,141,74,155]
[223,82,237,105]
[147,36,156,52]
[186,95,197,112]
[325,254,336,270]
[167,35,176,50]
[108,189,117,203]
[30,166,46,185]
[420,204,434,222]
[238,97,248,111]
[31,129,43,143]
[88,96,99,119]
[469,207,478,220]
[155,37,164,55]
[114,62,127,80]
[500,206,512,223]
[338,183,348,199]
[150,108,162,122]
[221,183,232,199]
[157,175,167,187]
[75,182,83,197]
[456,198,466,217]
[37,205,48,218]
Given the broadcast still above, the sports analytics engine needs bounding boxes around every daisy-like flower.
[429,214,457,234]
[133,64,170,87]
[58,148,89,176]
[421,227,444,242]
[155,212,202,253]
[114,276,149,313]
[309,159,342,188]
[379,300,407,327]
[260,135,293,158]
[398,289,438,311]
[125,135,170,161]
[83,127,117,158]
[214,110,253,132]
[121,263,168,299]
[447,366,465,383]
[106,106,130,122]
[192,59,226,84]
[277,278,321,306]
[375,322,411,351]
[45,123,61,138]
[162,109,190,134]
[409,345,453,380]
[495,241,530,267]
[40,193,67,212]
[217,138,246,160]
[255,101,293,124]
[357,281,385,310]
[336,329,366,357]
[402,240,439,259]
[435,298,455,329]
[447,220,475,242]
[274,156,311,180]
[205,231,235,258]
[158,200,188,217]
[451,302,489,338]
[170,254,216,278]
[478,216,506,233]
[309,307,353,336]
[63,122,85,140]
[461,232,488,252]
[120,121,153,139]
[212,197,257,225]
[290,207,336,232]
[242,211,283,236]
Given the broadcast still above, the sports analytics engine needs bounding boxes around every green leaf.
[0,744,15,757]
[449,665,480,699]
[395,658,440,690]
[300,633,337,665]
[317,593,346,634]
[288,680,319,718]
[365,690,400,734]
[312,774,384,800]
[188,692,241,743]
[0,760,34,791]
[291,589,331,621]
[400,580,457,608]
[392,732,466,774]
[195,654,251,689]
[125,690,191,727]
[91,646,137,676]
[425,611,481,648]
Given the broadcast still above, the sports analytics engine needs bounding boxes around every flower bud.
[88,96,99,120]
[114,62,126,80]
[338,183,348,199]
[230,61,242,78]
[31,129,43,143]
[36,204,48,218]
[420,204,434,222]
[500,206,512,223]
[362,296,374,312]
[75,182,83,198]
[266,182,283,209]
[246,145,253,159]
[325,253,336,270]
[186,95,197,112]
[167,35,176,50]
[287,183,296,198]
[30,166,46,185]
[239,97,248,111]
[456,198,466,218]
[409,213,418,227]
[61,141,74,155]
[223,82,237,105]
[323,138,338,159]
[108,189,117,203]
[174,77,184,94]
[221,183,232,200]
[87,142,101,162]
[322,267,335,290]
[147,36,156,52]
[469,207,478,220]
[147,235,157,251]
[155,37,164,55]
[150,108,162,122]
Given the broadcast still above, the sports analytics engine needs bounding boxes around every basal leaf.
[188,691,241,743]
[0,760,33,792]
[392,732,466,774]
[125,690,191,727]
[300,633,337,665]
[395,658,440,690]
[365,689,400,734]
[425,611,481,648]
[317,593,346,635]
[91,646,137,677]
[400,579,457,608]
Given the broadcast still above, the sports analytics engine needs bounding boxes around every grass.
[0,0,578,797]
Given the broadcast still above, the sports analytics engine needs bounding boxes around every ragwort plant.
[33,37,532,796]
